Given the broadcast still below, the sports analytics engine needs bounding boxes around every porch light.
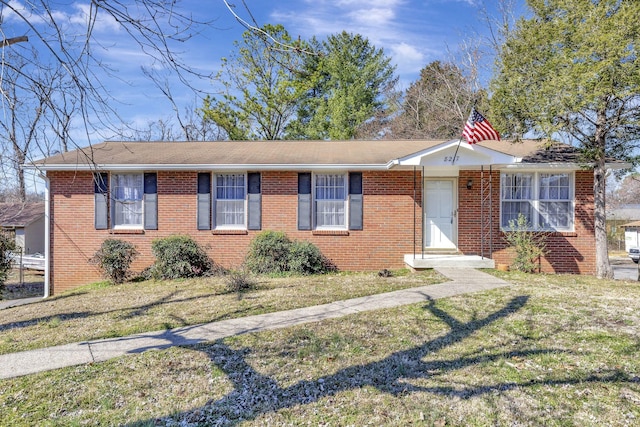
[466,179,473,190]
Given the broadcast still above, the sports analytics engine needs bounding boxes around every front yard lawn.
[1,271,639,426]
[0,269,443,354]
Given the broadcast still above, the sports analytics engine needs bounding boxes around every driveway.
[611,256,639,281]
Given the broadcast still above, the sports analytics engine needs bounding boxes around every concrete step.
[405,254,495,269]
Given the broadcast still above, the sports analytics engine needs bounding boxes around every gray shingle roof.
[28,139,610,170]
[0,203,45,227]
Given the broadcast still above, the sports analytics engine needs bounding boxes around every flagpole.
[451,135,464,166]
[454,106,474,166]
[454,106,499,166]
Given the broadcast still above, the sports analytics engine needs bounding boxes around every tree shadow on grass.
[0,290,216,333]
[127,293,639,426]
[124,295,526,425]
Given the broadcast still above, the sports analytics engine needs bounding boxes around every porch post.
[421,166,425,259]
[413,167,416,260]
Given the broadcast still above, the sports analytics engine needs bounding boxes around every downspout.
[421,166,425,259]
[413,167,416,261]
[38,172,50,298]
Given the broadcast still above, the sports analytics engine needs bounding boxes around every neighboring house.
[607,205,640,251]
[0,202,45,255]
[622,221,640,252]
[29,139,626,295]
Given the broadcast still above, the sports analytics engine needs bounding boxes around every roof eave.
[28,163,393,172]
[502,161,631,170]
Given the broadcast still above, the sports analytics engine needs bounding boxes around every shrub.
[378,268,393,278]
[288,240,328,275]
[90,239,138,284]
[0,231,17,296]
[225,268,256,293]
[244,231,330,275]
[504,213,547,273]
[244,231,292,274]
[150,235,214,279]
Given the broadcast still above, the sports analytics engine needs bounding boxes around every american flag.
[462,107,500,144]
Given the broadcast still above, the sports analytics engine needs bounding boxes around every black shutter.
[197,173,211,230]
[247,172,261,230]
[298,173,312,230]
[94,172,109,230]
[144,173,158,230]
[349,172,363,230]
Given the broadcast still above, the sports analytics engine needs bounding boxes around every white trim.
[28,163,392,172]
[313,172,349,231]
[500,163,582,170]
[499,171,575,232]
[25,159,632,172]
[423,178,458,249]
[213,172,248,230]
[393,140,520,167]
[39,172,50,299]
[111,172,145,230]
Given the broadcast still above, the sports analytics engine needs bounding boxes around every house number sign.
[443,156,460,163]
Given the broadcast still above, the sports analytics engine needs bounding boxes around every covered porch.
[390,140,518,271]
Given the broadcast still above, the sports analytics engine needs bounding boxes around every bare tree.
[115,102,225,142]
[0,49,54,201]
[387,60,487,140]
[0,0,216,176]
[608,174,640,210]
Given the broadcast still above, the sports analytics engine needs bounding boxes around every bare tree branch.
[0,36,28,47]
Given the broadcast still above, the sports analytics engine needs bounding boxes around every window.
[315,174,347,228]
[95,172,156,230]
[112,174,143,228]
[501,172,573,231]
[538,173,571,229]
[501,173,534,226]
[215,173,246,228]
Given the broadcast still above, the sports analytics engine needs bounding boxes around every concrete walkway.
[0,296,43,310]
[0,268,511,380]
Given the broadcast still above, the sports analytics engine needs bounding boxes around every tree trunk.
[16,151,26,202]
[594,108,613,279]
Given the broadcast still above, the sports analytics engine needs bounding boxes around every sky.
[132,0,525,127]
[2,0,528,144]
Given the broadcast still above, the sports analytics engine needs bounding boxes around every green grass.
[1,271,639,426]
[0,269,442,354]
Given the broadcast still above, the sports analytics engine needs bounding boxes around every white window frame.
[111,173,144,230]
[500,171,574,232]
[214,172,247,229]
[313,172,348,230]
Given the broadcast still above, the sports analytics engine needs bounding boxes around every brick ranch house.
[28,139,625,296]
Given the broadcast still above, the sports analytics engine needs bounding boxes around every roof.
[608,207,640,221]
[27,139,625,171]
[623,221,640,228]
[0,203,45,227]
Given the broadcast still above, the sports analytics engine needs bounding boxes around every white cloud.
[270,0,446,81]
[2,1,120,34]
[348,7,396,26]
[71,3,121,33]
[2,0,46,25]
[390,42,424,69]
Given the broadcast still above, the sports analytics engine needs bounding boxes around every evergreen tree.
[201,24,305,140]
[286,32,397,140]
[490,0,640,278]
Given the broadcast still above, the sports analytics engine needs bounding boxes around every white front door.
[424,179,457,249]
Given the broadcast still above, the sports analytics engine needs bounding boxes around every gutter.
[38,172,50,299]
[26,163,392,172]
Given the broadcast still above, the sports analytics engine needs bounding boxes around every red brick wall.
[457,169,596,274]
[47,168,596,294]
[47,170,423,294]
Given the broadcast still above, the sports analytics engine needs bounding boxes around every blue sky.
[3,0,527,140]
